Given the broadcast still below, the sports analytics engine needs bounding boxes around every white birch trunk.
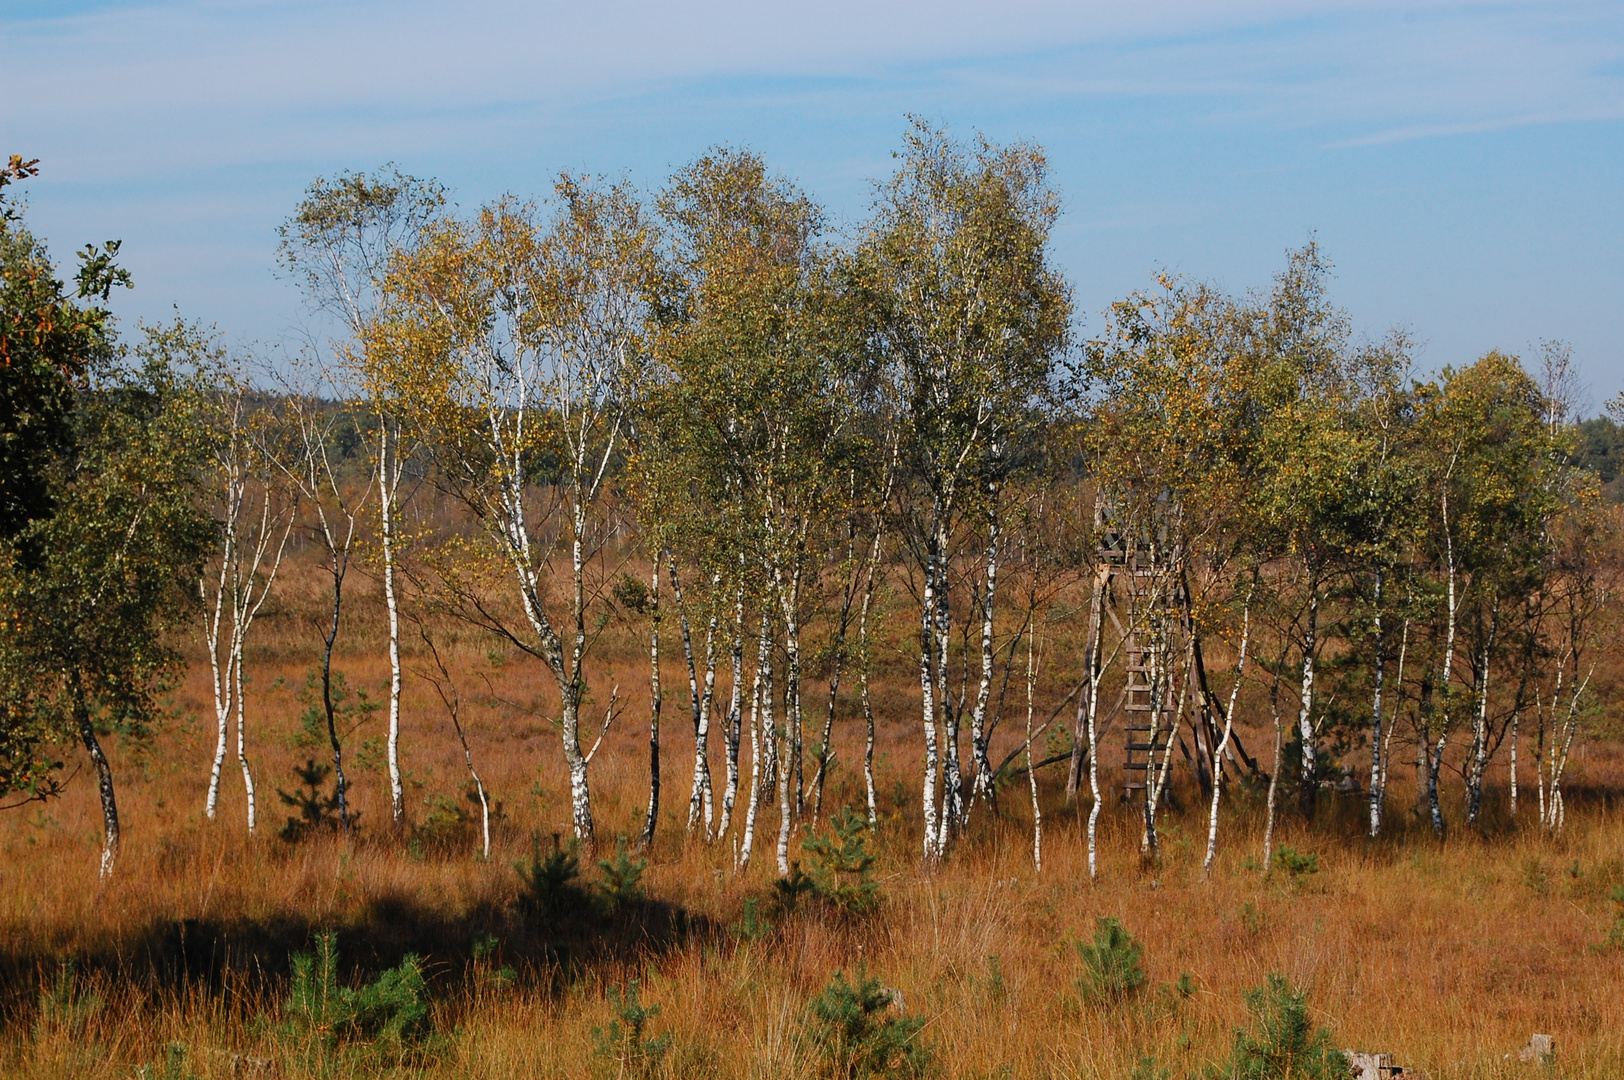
[934,519,960,857]
[1263,677,1284,869]
[1296,586,1319,814]
[1024,624,1041,871]
[234,633,257,833]
[641,562,662,849]
[203,522,235,820]
[1466,621,1496,825]
[669,560,715,838]
[918,527,942,864]
[1203,585,1252,874]
[1084,578,1107,881]
[1368,567,1385,837]
[380,422,405,831]
[739,613,771,870]
[718,585,745,839]
[1429,457,1460,837]
[858,555,881,829]
[968,512,1000,812]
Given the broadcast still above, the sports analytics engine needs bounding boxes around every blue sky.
[5,1,1623,398]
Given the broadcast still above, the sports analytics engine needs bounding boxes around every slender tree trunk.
[203,527,234,819]
[787,582,804,819]
[1025,623,1042,871]
[856,532,883,829]
[641,562,662,850]
[968,509,1001,812]
[698,602,718,834]
[669,560,714,837]
[1067,496,1106,803]
[813,524,870,823]
[741,611,773,871]
[718,585,744,839]
[1535,678,1550,827]
[1296,583,1319,820]
[1263,675,1284,870]
[935,516,960,856]
[919,519,942,864]
[234,634,257,833]
[1546,654,1591,832]
[1429,463,1459,838]
[1068,555,1106,803]
[811,645,843,826]
[1085,589,1106,881]
[380,425,405,832]
[767,631,791,878]
[1509,710,1520,819]
[1427,730,1448,838]
[1466,617,1497,826]
[206,477,287,834]
[1376,617,1408,826]
[1368,567,1385,837]
[1204,583,1252,874]
[319,560,351,833]
[563,506,595,846]
[74,677,120,880]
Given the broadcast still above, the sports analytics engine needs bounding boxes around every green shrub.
[732,897,773,942]
[592,979,669,1079]
[1209,973,1346,1080]
[803,807,881,914]
[282,932,429,1045]
[277,759,349,843]
[37,959,101,1030]
[347,957,429,1041]
[1074,916,1146,1002]
[516,840,589,924]
[596,838,648,913]
[471,933,516,987]
[808,970,928,1079]
[772,861,816,916]
[1270,847,1319,879]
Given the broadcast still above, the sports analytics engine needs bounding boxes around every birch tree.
[1247,245,1362,823]
[650,148,871,867]
[280,165,446,831]
[1413,352,1554,834]
[198,362,294,832]
[369,180,656,846]
[858,120,1070,864]
[275,370,371,834]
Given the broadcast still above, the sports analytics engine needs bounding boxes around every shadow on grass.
[0,873,714,1019]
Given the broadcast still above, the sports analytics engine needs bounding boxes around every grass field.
[4,563,1622,1079]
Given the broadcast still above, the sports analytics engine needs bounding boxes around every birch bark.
[641,561,662,849]
[1203,581,1252,874]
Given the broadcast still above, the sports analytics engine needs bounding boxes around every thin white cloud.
[5,0,1619,379]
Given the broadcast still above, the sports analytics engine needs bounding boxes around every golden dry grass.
[3,559,1623,1079]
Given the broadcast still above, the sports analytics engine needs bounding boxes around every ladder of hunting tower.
[1121,568,1173,795]
[1097,531,1174,800]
